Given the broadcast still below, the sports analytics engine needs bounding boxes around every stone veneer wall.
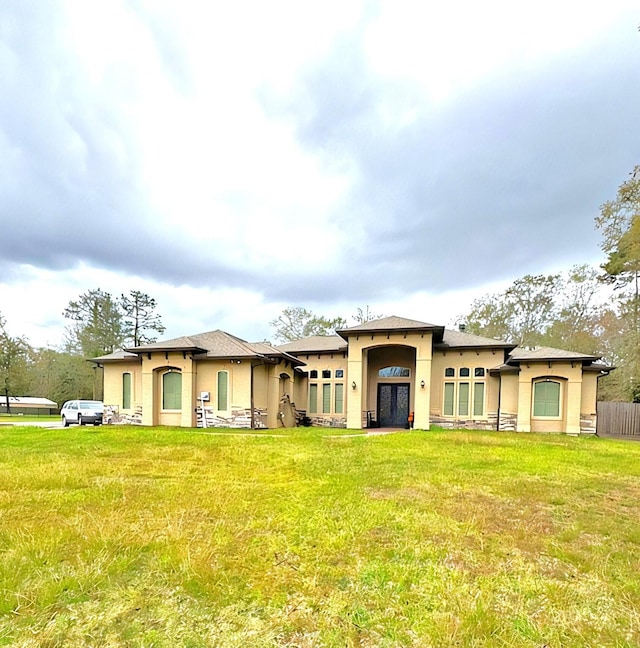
[429,411,518,432]
[104,404,143,425]
[579,413,597,435]
[197,407,267,429]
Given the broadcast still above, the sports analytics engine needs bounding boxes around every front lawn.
[1,426,639,647]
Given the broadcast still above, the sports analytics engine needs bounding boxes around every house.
[94,316,612,434]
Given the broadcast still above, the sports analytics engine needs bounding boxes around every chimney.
[458,323,466,332]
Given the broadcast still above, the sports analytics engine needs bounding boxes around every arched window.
[217,371,229,411]
[122,372,132,410]
[163,371,182,410]
[533,380,561,417]
[378,366,410,378]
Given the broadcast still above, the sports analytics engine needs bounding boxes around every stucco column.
[516,376,532,432]
[565,379,582,435]
[267,369,281,428]
[181,366,196,427]
[346,349,364,429]
[414,356,431,430]
[141,369,154,426]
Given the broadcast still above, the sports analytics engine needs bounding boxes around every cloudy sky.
[1,0,638,347]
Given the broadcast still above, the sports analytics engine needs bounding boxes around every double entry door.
[377,383,410,428]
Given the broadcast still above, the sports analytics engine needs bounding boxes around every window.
[460,368,470,377]
[444,383,455,416]
[322,369,331,379]
[473,382,485,416]
[379,366,410,377]
[444,367,455,377]
[310,370,318,379]
[217,371,229,411]
[458,382,469,416]
[335,383,344,414]
[443,380,485,418]
[309,384,318,413]
[474,368,485,377]
[122,373,131,409]
[533,380,561,417]
[163,372,182,410]
[322,384,331,413]
[335,369,344,378]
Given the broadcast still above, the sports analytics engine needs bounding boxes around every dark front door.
[377,383,410,428]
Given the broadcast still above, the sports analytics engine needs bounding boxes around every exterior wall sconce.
[351,381,357,390]
[420,380,425,388]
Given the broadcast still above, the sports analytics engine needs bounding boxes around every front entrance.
[377,383,410,428]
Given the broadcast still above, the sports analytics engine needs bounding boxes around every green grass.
[1,426,640,647]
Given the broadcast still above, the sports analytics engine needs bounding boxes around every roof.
[126,330,304,365]
[91,349,140,363]
[507,346,601,363]
[437,329,515,350]
[277,335,347,354]
[337,316,445,340]
[2,397,57,407]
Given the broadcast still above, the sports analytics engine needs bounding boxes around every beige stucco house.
[94,316,611,434]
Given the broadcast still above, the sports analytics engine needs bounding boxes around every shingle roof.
[126,330,303,364]
[277,335,347,354]
[438,329,515,349]
[507,346,601,363]
[91,349,140,362]
[337,315,444,339]
[339,315,441,332]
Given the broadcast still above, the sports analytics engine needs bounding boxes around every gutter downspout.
[496,371,502,432]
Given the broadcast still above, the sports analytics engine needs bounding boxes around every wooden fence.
[597,401,640,439]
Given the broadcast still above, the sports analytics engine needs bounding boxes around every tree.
[270,307,347,343]
[27,347,96,405]
[543,265,608,355]
[63,289,124,357]
[463,274,562,346]
[352,305,385,324]
[596,166,640,400]
[596,165,640,291]
[0,313,31,413]
[120,290,165,347]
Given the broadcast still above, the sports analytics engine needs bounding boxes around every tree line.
[0,290,165,412]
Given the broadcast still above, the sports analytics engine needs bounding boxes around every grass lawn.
[1,426,639,647]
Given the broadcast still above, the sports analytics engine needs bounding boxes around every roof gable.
[337,315,444,340]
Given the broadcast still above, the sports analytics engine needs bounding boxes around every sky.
[1,0,639,348]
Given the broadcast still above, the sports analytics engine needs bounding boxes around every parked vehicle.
[61,400,104,427]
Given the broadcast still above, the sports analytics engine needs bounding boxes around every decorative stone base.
[104,405,143,425]
[429,411,518,431]
[308,416,347,428]
[197,407,267,429]
[580,413,597,435]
